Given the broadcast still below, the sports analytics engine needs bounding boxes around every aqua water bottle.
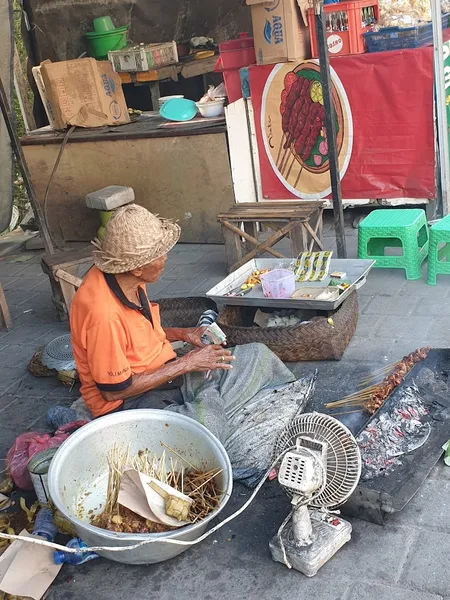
[53,538,99,565]
[32,507,57,542]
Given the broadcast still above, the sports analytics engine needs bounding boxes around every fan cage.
[273,412,361,509]
[41,334,75,370]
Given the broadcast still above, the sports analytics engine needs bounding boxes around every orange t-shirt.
[70,267,176,417]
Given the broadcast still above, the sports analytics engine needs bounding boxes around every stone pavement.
[0,220,449,599]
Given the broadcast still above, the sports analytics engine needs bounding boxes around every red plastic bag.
[6,420,87,490]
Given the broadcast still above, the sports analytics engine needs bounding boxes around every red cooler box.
[215,33,256,103]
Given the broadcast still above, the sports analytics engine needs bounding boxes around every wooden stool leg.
[289,222,307,256]
[48,277,68,322]
[222,223,244,272]
[243,222,258,252]
[0,283,12,331]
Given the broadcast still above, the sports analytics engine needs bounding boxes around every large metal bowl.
[48,410,233,564]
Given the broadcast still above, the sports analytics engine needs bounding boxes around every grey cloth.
[123,387,183,410]
[167,343,316,487]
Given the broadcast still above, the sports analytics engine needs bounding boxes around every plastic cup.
[260,269,295,299]
[92,16,115,33]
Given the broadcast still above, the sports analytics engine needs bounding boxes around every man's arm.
[164,327,223,348]
[164,327,200,342]
[101,345,233,402]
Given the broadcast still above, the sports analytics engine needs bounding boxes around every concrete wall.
[22,0,252,63]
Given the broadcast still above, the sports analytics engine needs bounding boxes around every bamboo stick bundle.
[325,346,431,415]
[94,443,223,533]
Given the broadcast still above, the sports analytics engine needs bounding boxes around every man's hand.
[182,327,207,348]
[185,345,234,372]
[164,326,216,348]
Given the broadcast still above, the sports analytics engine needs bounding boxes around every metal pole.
[315,0,347,257]
[0,74,55,254]
[431,0,450,215]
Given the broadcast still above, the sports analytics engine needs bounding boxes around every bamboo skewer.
[358,362,399,387]
[276,133,288,165]
[161,442,199,471]
[284,153,296,180]
[279,145,292,174]
[294,165,304,188]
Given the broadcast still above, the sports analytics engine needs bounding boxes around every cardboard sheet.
[118,469,192,528]
[0,530,62,600]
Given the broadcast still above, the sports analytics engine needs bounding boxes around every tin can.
[27,448,58,503]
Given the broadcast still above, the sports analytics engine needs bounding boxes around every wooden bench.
[41,248,92,320]
[217,202,325,272]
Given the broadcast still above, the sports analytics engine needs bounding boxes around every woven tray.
[158,297,217,328]
[216,292,359,362]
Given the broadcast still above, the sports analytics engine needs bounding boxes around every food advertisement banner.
[249,48,435,200]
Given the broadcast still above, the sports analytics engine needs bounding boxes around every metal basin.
[48,410,233,564]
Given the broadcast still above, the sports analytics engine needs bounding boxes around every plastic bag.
[7,421,87,490]
[198,83,227,104]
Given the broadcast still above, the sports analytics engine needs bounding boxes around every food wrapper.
[293,251,333,282]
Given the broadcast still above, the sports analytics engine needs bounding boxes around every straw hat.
[91,204,181,274]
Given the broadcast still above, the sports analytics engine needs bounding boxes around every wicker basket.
[216,292,359,362]
[158,297,217,328]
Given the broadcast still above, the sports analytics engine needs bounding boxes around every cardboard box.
[38,58,130,129]
[247,0,311,65]
[31,65,58,129]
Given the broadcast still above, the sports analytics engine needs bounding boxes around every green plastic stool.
[426,214,450,285]
[357,209,429,280]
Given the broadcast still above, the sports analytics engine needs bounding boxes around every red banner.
[249,48,435,200]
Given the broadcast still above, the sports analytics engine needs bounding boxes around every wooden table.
[217,202,325,272]
[118,55,218,110]
[21,114,233,245]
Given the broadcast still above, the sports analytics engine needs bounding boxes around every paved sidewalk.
[0,222,448,599]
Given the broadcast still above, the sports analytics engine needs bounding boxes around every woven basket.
[158,297,218,328]
[216,292,359,362]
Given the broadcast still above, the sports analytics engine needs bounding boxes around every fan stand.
[269,509,352,578]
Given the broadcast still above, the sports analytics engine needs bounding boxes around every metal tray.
[207,258,375,310]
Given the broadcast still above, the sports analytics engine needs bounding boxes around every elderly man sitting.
[70,205,310,484]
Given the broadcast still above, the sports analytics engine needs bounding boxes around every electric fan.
[270,412,361,577]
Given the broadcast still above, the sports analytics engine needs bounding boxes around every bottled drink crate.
[308,0,379,57]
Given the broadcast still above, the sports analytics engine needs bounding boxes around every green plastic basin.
[85,26,128,59]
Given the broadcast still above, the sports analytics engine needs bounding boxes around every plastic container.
[364,12,450,52]
[92,16,115,33]
[260,269,296,299]
[160,98,198,122]
[215,33,256,103]
[158,95,184,108]
[196,99,225,118]
[54,538,99,565]
[32,507,57,542]
[85,26,128,59]
[27,447,59,504]
[308,0,379,57]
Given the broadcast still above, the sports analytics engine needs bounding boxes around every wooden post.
[315,0,347,258]
[0,74,55,254]
[13,44,35,133]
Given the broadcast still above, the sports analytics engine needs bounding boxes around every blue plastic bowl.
[159,98,198,122]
